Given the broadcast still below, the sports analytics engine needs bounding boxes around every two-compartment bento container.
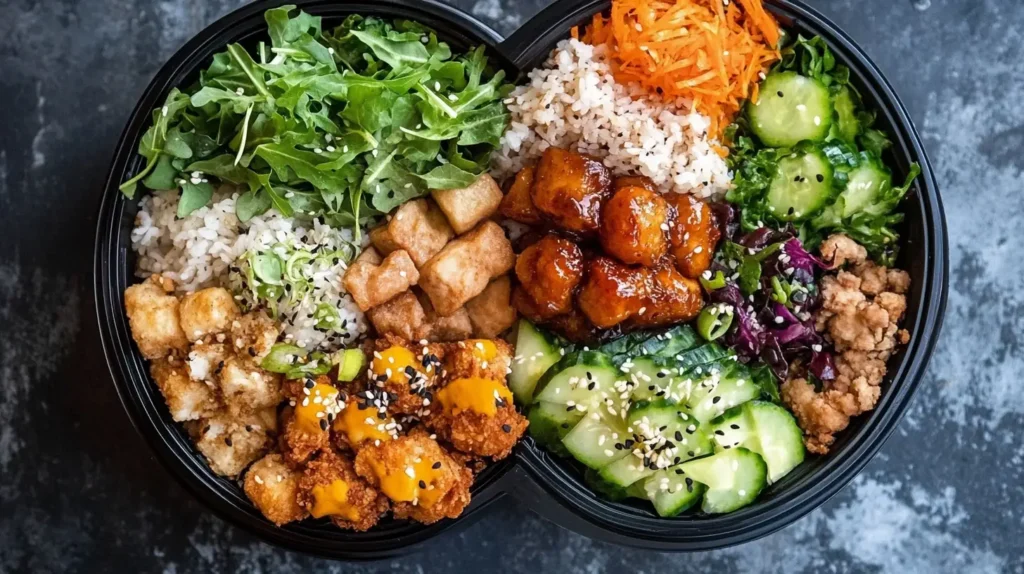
[94,0,947,558]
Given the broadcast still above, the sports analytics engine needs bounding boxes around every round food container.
[94,0,948,557]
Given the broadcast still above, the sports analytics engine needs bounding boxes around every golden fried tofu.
[367,336,444,416]
[426,381,526,459]
[418,221,515,317]
[367,291,426,340]
[124,276,188,359]
[185,342,227,383]
[343,248,419,312]
[413,291,473,342]
[229,312,280,364]
[369,225,401,257]
[531,147,612,234]
[432,174,503,235]
[664,194,721,280]
[386,199,455,267]
[298,450,390,531]
[499,166,542,225]
[464,276,517,338]
[514,234,585,320]
[278,378,342,467]
[354,428,472,525]
[443,339,513,382]
[243,453,308,526]
[179,287,240,342]
[186,407,277,478]
[150,356,220,422]
[600,185,670,267]
[218,356,283,416]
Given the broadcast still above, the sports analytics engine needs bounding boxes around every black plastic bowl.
[94,0,948,557]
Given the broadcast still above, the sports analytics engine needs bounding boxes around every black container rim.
[94,0,948,558]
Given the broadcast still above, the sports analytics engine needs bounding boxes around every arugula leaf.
[236,189,273,221]
[177,181,214,218]
[350,29,430,68]
[418,163,477,189]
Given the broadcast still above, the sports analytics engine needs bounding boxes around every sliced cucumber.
[584,468,629,502]
[528,400,585,457]
[509,320,563,404]
[766,148,834,221]
[709,401,805,483]
[533,351,619,410]
[562,413,630,469]
[837,160,891,217]
[749,71,833,147]
[639,467,707,517]
[600,325,700,363]
[831,86,860,142]
[625,356,679,403]
[684,362,761,424]
[679,448,768,514]
[674,342,732,370]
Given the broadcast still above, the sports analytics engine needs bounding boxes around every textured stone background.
[1,0,1021,572]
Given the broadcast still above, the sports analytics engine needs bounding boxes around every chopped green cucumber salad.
[727,36,920,266]
[510,320,805,516]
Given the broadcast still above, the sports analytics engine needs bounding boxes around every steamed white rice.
[492,39,732,197]
[131,189,368,351]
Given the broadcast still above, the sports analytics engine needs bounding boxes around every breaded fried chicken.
[297,450,389,532]
[354,428,472,525]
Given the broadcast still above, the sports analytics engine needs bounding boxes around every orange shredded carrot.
[582,0,781,142]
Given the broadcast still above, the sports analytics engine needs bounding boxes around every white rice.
[131,189,368,351]
[492,39,732,198]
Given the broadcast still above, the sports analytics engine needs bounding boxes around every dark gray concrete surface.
[1,0,1021,572]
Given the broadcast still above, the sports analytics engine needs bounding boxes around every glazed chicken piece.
[613,175,658,192]
[499,166,542,225]
[514,234,585,320]
[576,257,703,330]
[664,194,721,280]
[531,147,612,234]
[599,184,670,267]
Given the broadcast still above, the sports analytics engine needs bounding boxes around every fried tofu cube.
[413,291,474,342]
[229,312,280,363]
[218,356,283,416]
[342,248,419,312]
[179,287,240,342]
[387,199,454,267]
[150,357,221,422]
[418,221,515,317]
[244,454,308,526]
[465,276,517,338]
[124,276,189,359]
[369,225,400,256]
[432,174,504,235]
[499,166,542,225]
[185,342,228,382]
[186,407,277,478]
[367,291,426,340]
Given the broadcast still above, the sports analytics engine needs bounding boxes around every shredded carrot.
[582,0,781,142]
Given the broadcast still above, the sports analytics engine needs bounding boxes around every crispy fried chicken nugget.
[367,336,445,416]
[331,396,399,453]
[124,275,189,359]
[354,429,472,524]
[515,234,585,320]
[443,339,514,383]
[278,377,344,467]
[298,450,389,532]
[229,312,280,365]
[179,287,240,342]
[244,454,308,526]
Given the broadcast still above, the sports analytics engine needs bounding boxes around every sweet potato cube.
[432,174,504,235]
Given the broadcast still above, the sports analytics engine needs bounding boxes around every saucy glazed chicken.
[530,147,613,234]
[503,148,720,341]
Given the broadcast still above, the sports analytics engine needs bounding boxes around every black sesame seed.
[715,430,725,436]
[245,425,253,432]
[418,480,427,489]
[777,90,784,97]
[730,424,740,430]
[248,347,256,357]
[561,423,570,429]
[432,462,442,469]
[305,380,316,389]
[501,424,512,433]
[675,469,684,475]
[685,477,694,492]
[224,437,233,447]
[712,396,721,404]
[319,419,328,431]
[674,430,683,441]
[816,173,824,182]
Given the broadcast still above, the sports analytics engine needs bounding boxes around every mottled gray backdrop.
[0,0,1021,572]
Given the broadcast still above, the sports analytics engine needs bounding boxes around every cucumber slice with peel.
[509,320,563,404]
[709,401,806,483]
[679,448,768,514]
[533,351,619,410]
[766,149,835,221]
[749,71,833,147]
[527,400,585,457]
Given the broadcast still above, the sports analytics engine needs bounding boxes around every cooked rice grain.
[492,39,731,198]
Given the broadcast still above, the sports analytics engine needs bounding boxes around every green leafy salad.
[119,5,512,229]
[725,36,920,266]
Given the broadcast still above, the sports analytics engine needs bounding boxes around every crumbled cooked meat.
[782,236,911,454]
[124,275,189,359]
[819,233,867,268]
